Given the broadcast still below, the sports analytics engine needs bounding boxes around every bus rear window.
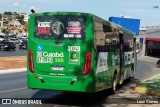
[34,16,86,40]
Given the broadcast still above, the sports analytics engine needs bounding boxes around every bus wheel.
[112,74,117,93]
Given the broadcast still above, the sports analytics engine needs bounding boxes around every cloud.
[8,2,38,10]
[12,2,19,7]
[30,6,38,10]
[8,2,27,8]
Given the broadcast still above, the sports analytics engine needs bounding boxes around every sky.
[0,0,160,27]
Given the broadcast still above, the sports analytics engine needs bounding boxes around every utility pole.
[1,13,3,28]
[0,13,3,32]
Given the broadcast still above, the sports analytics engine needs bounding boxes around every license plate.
[52,66,64,70]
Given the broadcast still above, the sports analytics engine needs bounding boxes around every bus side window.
[94,22,119,52]
[105,32,119,52]
[95,32,105,46]
[94,21,105,48]
[123,34,134,52]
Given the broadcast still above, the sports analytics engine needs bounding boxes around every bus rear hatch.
[32,15,87,76]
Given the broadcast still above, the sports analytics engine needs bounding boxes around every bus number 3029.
[68,46,80,52]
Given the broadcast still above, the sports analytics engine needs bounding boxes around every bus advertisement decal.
[96,52,108,73]
[67,21,81,34]
[52,21,64,35]
[69,51,80,64]
[34,16,86,40]
[124,52,134,65]
[64,34,81,38]
[36,51,64,63]
[37,51,53,63]
[37,21,51,35]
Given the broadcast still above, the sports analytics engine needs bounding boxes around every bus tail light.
[83,51,92,76]
[28,49,34,73]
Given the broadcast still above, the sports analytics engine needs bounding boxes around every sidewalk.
[132,74,160,97]
[0,56,26,70]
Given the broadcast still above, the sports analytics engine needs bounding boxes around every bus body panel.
[27,12,136,93]
[27,12,96,92]
[95,51,120,91]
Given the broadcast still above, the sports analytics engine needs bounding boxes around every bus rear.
[27,12,95,92]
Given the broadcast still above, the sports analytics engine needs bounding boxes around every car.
[19,38,27,43]
[0,43,4,50]
[10,38,19,44]
[19,40,27,49]
[0,35,5,42]
[0,41,16,51]
[156,59,160,67]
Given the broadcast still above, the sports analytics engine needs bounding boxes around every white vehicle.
[0,33,5,42]
[10,38,19,44]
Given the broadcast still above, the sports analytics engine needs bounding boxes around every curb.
[0,68,26,74]
[132,86,160,97]
[132,74,160,97]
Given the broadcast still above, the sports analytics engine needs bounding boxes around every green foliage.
[1,11,28,32]
[13,12,18,15]
[4,12,13,15]
[23,22,29,32]
[1,28,8,33]
[16,14,25,25]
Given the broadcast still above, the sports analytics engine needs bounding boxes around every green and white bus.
[27,12,137,93]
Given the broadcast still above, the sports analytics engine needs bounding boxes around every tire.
[112,74,117,94]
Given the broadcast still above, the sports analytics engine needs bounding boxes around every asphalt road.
[0,57,159,107]
[135,56,160,81]
[0,45,27,57]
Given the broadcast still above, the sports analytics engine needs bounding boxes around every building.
[20,13,29,22]
[109,17,140,35]
[138,26,160,57]
[24,15,29,22]
[8,20,21,27]
[20,13,26,17]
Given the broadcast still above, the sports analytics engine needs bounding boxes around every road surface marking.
[131,74,160,88]
[0,68,26,74]
[0,87,27,94]
[132,74,160,97]
[138,74,160,84]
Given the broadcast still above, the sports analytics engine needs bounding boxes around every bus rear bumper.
[27,72,94,92]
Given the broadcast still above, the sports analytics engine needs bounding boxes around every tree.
[13,12,18,15]
[0,14,2,19]
[1,28,8,33]
[4,12,12,15]
[16,14,25,25]
[23,22,28,32]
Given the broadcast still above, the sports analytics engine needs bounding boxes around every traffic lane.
[0,85,112,106]
[0,81,155,107]
[0,72,27,92]
[0,45,27,57]
[0,72,119,106]
[0,87,115,106]
[0,72,153,106]
[31,89,113,106]
[0,57,160,106]
[0,72,113,105]
[0,73,37,98]
[135,59,160,81]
